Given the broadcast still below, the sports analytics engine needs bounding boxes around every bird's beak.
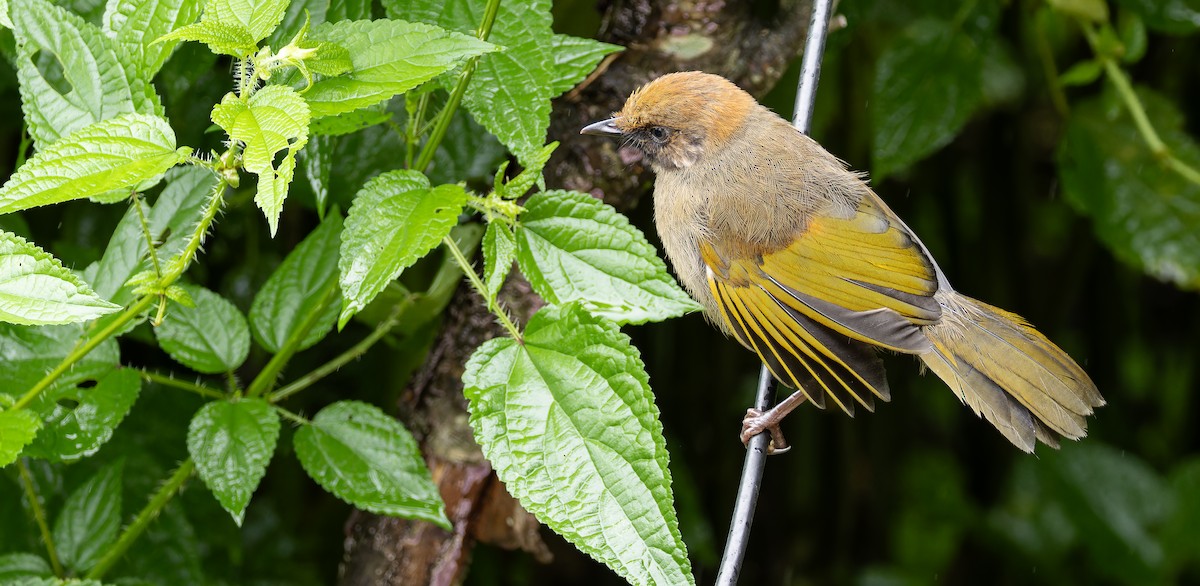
[580,117,623,136]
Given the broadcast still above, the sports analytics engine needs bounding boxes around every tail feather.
[921,292,1104,452]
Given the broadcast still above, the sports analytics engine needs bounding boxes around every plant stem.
[132,191,163,277]
[442,235,521,340]
[13,296,155,411]
[269,303,407,403]
[17,460,64,577]
[163,175,227,282]
[140,371,225,400]
[85,459,195,580]
[412,0,502,172]
[1081,22,1200,187]
[273,405,310,426]
[246,281,339,398]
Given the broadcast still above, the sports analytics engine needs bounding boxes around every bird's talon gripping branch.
[741,406,794,455]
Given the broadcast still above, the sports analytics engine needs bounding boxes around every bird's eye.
[649,126,669,141]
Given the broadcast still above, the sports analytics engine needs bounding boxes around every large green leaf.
[188,399,280,525]
[23,367,140,462]
[103,0,205,75]
[301,18,496,120]
[156,0,287,56]
[337,170,468,328]
[463,303,694,585]
[211,85,309,235]
[293,400,448,528]
[11,0,163,147]
[250,213,342,353]
[0,409,41,467]
[482,221,515,302]
[0,230,119,325]
[871,18,984,178]
[52,462,122,574]
[515,190,700,324]
[0,323,120,394]
[0,553,53,581]
[1058,88,1200,289]
[0,114,187,215]
[389,0,620,167]
[155,284,251,373]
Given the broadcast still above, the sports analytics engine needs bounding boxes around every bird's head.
[581,71,756,171]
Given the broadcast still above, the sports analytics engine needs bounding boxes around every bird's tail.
[919,291,1105,452]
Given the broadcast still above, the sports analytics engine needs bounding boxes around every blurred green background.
[2,0,1199,585]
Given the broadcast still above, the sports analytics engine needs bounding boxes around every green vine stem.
[412,0,502,171]
[85,459,195,580]
[140,370,225,400]
[442,234,522,340]
[245,281,339,398]
[1081,22,1200,186]
[12,296,155,411]
[17,459,64,577]
[268,302,406,402]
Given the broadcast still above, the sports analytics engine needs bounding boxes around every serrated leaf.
[188,399,279,525]
[0,114,186,215]
[1114,0,1200,34]
[871,19,984,178]
[293,400,448,527]
[11,0,164,147]
[52,461,122,574]
[309,103,391,136]
[90,166,217,305]
[390,0,620,167]
[0,553,53,581]
[427,106,506,186]
[212,85,309,235]
[0,230,120,325]
[103,0,205,75]
[463,302,694,586]
[0,409,41,467]
[0,323,120,394]
[156,19,256,56]
[155,284,250,373]
[515,190,700,324]
[482,221,515,302]
[300,134,333,215]
[497,141,555,199]
[250,213,342,353]
[23,366,140,462]
[300,18,496,120]
[1058,87,1200,289]
[338,170,468,328]
[158,0,284,56]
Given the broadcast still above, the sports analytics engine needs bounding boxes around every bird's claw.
[741,408,791,455]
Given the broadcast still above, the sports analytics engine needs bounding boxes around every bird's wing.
[701,191,942,415]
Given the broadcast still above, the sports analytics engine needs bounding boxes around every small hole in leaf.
[271,149,289,170]
[77,379,98,389]
[56,398,80,410]
[32,51,73,97]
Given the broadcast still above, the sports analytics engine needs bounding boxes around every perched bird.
[582,71,1103,453]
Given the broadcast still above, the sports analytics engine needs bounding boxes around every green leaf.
[52,461,122,574]
[301,18,496,120]
[11,0,164,147]
[1059,59,1103,86]
[1117,9,1148,63]
[1058,87,1200,289]
[0,323,120,395]
[1048,0,1110,22]
[871,19,984,178]
[23,367,140,462]
[1114,0,1200,34]
[293,400,448,528]
[426,106,506,186]
[211,85,309,235]
[0,409,41,467]
[308,103,391,136]
[463,303,694,585]
[91,166,217,305]
[155,284,251,373]
[0,553,53,581]
[482,221,515,302]
[103,0,205,75]
[496,141,555,199]
[250,213,342,353]
[158,0,285,55]
[156,18,256,56]
[188,398,280,525]
[515,190,700,324]
[389,0,620,167]
[0,114,187,215]
[300,134,334,215]
[0,230,120,325]
[338,170,468,328]
[1163,458,1200,566]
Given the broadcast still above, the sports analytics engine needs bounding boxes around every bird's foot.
[741,408,791,455]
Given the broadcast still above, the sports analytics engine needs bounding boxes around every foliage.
[0,0,1196,584]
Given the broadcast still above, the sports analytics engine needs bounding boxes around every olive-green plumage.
[583,71,1104,452]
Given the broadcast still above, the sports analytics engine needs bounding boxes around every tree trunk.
[338,2,813,584]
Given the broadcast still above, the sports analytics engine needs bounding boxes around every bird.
[581,71,1104,453]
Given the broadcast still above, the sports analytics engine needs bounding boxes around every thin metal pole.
[713,1,835,584]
